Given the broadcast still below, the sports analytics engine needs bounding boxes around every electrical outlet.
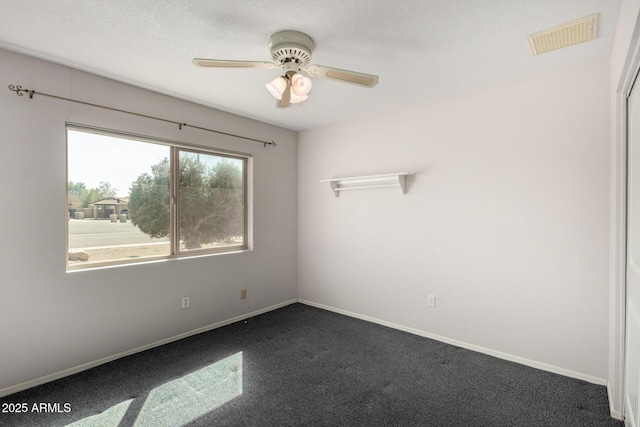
[240,289,247,300]
[181,296,190,309]
[427,295,436,308]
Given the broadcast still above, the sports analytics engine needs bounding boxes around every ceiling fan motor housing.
[269,30,314,66]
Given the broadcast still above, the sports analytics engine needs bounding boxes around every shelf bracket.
[329,180,340,197]
[398,174,407,194]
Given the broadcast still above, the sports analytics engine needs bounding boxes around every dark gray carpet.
[0,303,623,426]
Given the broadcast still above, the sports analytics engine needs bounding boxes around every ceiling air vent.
[527,14,598,56]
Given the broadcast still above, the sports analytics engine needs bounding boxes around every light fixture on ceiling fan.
[193,30,378,108]
[265,60,313,106]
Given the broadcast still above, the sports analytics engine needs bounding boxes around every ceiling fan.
[193,30,379,108]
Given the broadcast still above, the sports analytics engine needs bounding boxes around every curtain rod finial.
[8,84,24,95]
[8,85,34,98]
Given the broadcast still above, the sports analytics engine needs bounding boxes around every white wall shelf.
[320,172,412,197]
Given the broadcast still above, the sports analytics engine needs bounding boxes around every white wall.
[608,0,640,417]
[0,34,617,404]
[298,58,611,381]
[0,48,297,395]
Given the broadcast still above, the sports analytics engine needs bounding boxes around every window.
[66,125,249,270]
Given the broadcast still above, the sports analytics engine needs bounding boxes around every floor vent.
[527,14,598,56]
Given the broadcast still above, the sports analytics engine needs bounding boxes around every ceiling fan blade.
[306,65,379,88]
[192,58,276,69]
[277,79,292,108]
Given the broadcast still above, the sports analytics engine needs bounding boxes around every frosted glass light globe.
[291,73,312,96]
[265,77,288,100]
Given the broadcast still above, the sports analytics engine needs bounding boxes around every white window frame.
[66,123,252,271]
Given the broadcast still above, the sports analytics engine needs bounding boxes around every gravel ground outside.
[68,240,241,266]
[68,244,170,265]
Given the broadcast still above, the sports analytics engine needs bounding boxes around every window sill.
[66,247,252,273]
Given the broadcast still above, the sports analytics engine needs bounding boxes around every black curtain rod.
[7,84,277,147]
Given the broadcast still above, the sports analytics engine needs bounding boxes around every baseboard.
[0,299,298,399]
[298,299,607,387]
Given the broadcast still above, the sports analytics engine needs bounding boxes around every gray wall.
[0,32,621,405]
[0,48,297,394]
[297,58,611,382]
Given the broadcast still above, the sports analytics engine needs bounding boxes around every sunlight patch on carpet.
[65,352,243,427]
[134,351,243,426]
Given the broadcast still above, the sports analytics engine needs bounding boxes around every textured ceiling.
[0,1,622,131]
